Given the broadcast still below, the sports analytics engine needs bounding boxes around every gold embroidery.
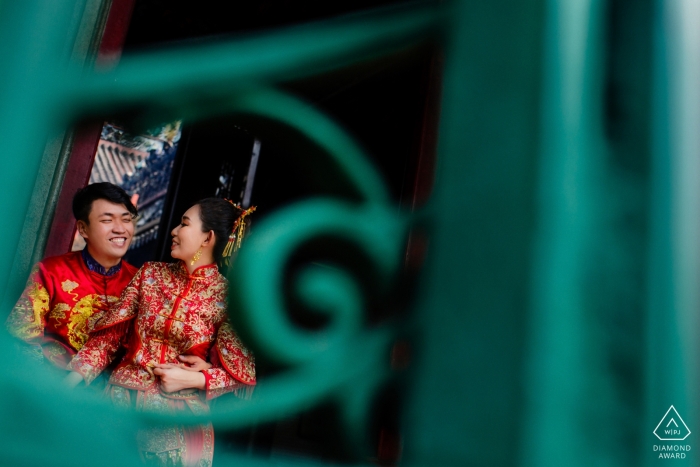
[6,282,50,341]
[61,279,79,301]
[6,265,51,341]
[67,294,101,350]
[43,342,67,357]
[108,385,132,409]
[41,341,71,368]
[86,295,118,332]
[48,303,70,323]
[138,425,185,457]
[28,283,50,328]
[66,294,119,350]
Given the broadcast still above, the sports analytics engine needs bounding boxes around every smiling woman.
[66,198,257,466]
[170,204,214,272]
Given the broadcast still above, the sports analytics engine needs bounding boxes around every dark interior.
[119,1,439,463]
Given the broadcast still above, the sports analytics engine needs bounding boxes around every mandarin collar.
[81,248,122,277]
[175,260,219,279]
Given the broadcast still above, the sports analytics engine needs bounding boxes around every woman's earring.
[191,247,202,265]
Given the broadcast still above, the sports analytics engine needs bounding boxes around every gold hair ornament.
[222,199,257,264]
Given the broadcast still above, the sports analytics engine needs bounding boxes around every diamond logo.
[654,406,691,441]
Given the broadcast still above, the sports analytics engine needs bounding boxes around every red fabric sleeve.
[68,321,130,384]
[200,320,255,400]
[5,264,50,344]
[92,263,145,331]
[68,265,145,384]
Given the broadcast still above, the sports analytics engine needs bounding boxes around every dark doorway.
[114,1,440,463]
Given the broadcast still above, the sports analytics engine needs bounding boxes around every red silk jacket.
[5,251,137,368]
[69,261,256,400]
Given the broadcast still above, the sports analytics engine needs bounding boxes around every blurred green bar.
[403,0,545,465]
[3,0,111,317]
[521,0,611,465]
[0,0,697,466]
[0,1,90,310]
[646,0,698,465]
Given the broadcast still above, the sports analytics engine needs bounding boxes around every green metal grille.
[0,0,696,466]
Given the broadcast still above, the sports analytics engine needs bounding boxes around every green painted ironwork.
[0,0,697,466]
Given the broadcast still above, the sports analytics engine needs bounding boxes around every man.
[6,182,138,369]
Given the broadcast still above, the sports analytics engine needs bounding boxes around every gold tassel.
[222,201,256,265]
[235,219,246,251]
[222,233,236,259]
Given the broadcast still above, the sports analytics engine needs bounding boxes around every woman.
[66,198,256,467]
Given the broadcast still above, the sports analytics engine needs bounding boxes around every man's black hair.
[72,182,138,224]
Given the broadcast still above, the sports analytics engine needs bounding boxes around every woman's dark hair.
[72,182,138,223]
[197,198,240,263]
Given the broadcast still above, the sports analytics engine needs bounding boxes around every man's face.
[77,199,135,266]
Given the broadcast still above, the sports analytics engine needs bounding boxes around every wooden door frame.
[44,0,136,258]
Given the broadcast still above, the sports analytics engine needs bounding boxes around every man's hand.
[153,364,206,393]
[178,354,211,371]
[63,371,84,388]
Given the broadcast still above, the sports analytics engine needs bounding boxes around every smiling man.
[5,182,139,370]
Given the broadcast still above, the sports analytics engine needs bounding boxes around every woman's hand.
[153,364,206,393]
[63,371,84,388]
[178,354,212,371]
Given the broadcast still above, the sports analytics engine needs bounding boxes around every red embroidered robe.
[69,261,256,465]
[69,260,256,400]
[5,251,137,368]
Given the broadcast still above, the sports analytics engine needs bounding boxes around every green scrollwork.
[214,100,410,454]
[0,1,433,464]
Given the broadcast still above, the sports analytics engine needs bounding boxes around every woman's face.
[170,204,210,262]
